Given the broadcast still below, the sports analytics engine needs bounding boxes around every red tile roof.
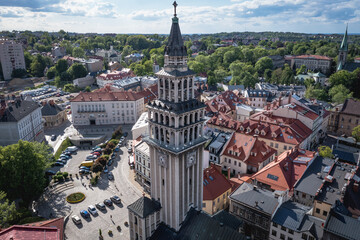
[222,133,276,168]
[0,225,61,240]
[293,55,332,61]
[251,148,315,192]
[205,91,241,114]
[208,115,312,146]
[203,164,232,201]
[23,217,64,239]
[97,69,135,80]
[71,85,157,104]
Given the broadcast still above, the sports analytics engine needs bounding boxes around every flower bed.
[66,192,85,203]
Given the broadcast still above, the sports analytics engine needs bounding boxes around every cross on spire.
[173,1,178,17]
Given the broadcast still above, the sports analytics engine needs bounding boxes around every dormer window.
[240,126,244,131]
[255,129,259,134]
[261,130,266,136]
[246,127,251,133]
[272,133,277,138]
[228,150,232,155]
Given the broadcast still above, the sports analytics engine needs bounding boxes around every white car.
[86,154,97,160]
[88,205,98,216]
[72,215,81,225]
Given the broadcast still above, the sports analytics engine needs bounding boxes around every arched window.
[135,216,138,225]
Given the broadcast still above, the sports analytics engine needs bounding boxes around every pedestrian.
[110,215,112,218]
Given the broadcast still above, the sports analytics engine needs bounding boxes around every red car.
[92,152,101,156]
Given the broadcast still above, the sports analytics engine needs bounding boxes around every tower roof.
[164,2,187,57]
[340,24,348,51]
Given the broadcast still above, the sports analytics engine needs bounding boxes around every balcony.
[77,109,106,113]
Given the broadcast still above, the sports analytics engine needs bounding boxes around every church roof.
[164,7,187,57]
[340,25,348,51]
[127,196,161,218]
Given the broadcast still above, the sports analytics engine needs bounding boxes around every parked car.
[72,215,81,225]
[66,146,78,152]
[120,136,125,141]
[123,132,128,137]
[88,205,98,216]
[53,161,64,167]
[92,152,101,156]
[79,166,90,170]
[96,202,106,210]
[80,210,90,218]
[107,159,113,166]
[107,172,114,180]
[45,170,56,176]
[127,148,132,153]
[86,154,97,160]
[58,159,67,164]
[103,199,113,207]
[104,166,109,173]
[110,195,121,204]
[114,147,119,152]
[51,135,57,141]
[60,155,70,159]
[92,146,101,151]
[79,169,90,174]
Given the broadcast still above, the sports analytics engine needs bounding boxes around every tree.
[0,191,17,228]
[0,141,53,203]
[46,66,56,79]
[122,45,133,57]
[67,63,87,80]
[318,146,333,158]
[280,64,295,85]
[296,65,307,75]
[11,69,27,78]
[55,59,68,74]
[255,57,273,76]
[24,52,33,70]
[271,68,283,84]
[84,86,91,92]
[305,85,328,101]
[72,47,85,58]
[63,84,76,92]
[304,77,315,88]
[328,70,354,87]
[328,84,352,104]
[60,71,72,83]
[30,54,46,77]
[352,125,360,142]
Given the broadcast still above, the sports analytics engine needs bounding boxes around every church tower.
[145,1,207,231]
[337,24,348,71]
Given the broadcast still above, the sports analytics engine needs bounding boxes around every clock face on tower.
[158,152,167,168]
[186,151,196,168]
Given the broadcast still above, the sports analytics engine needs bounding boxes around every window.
[302,193,306,198]
[281,226,286,231]
[288,229,294,234]
[288,238,293,240]
[323,210,328,216]
[135,216,138,225]
[202,202,206,208]
[275,143,278,148]
[234,160,237,166]
[280,233,285,240]
[238,162,241,167]
[308,236,314,240]
[271,230,277,237]
[284,145,287,150]
[315,208,320,214]
[229,159,231,164]
[270,142,274,147]
[272,222,278,228]
[217,198,220,203]
[302,233,308,240]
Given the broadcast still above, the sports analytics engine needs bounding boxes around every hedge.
[66,192,85,203]
[54,138,73,159]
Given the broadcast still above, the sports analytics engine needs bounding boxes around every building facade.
[70,87,156,126]
[0,99,44,146]
[327,98,360,137]
[0,40,26,80]
[291,55,332,74]
[41,100,67,128]
[134,141,151,194]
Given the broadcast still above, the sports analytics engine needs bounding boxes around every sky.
[0,0,359,34]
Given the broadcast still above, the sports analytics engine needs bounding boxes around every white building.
[131,112,149,140]
[70,87,156,126]
[0,40,26,80]
[0,99,44,146]
[95,46,121,62]
[243,89,271,108]
[134,141,151,193]
[235,104,255,122]
[96,69,135,88]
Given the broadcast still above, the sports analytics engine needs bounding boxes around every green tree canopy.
[0,191,17,228]
[0,141,53,203]
[318,146,333,158]
[255,57,273,76]
[72,47,85,58]
[296,65,307,75]
[67,63,87,80]
[305,85,328,101]
[328,84,353,104]
[46,66,56,79]
[55,59,68,74]
[352,125,360,142]
[30,54,46,77]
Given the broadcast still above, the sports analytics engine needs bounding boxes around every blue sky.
[0,0,359,34]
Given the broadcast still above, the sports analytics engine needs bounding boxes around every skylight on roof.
[209,176,214,181]
[267,174,279,181]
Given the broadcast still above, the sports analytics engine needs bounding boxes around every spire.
[164,1,187,57]
[340,24,348,51]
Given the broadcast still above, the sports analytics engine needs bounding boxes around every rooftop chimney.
[227,168,231,180]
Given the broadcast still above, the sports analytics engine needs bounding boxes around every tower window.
[189,178,192,185]
[162,179,164,186]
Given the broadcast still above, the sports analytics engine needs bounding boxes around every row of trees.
[45,59,87,87]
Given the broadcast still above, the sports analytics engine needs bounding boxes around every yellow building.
[202,164,232,215]
[41,101,67,128]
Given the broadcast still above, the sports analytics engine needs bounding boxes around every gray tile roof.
[333,149,358,165]
[230,182,279,215]
[0,100,40,122]
[324,203,360,240]
[156,69,195,77]
[150,208,247,240]
[212,210,243,230]
[272,201,311,231]
[294,156,334,196]
[41,102,64,116]
[127,196,161,218]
